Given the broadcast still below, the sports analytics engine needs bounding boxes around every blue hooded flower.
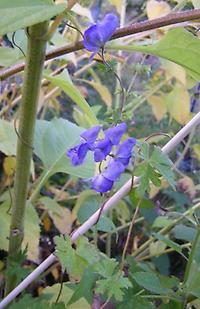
[93,138,112,162]
[67,143,88,166]
[92,174,114,193]
[116,137,136,166]
[91,159,125,193]
[102,159,125,181]
[83,13,119,53]
[80,125,101,147]
[104,122,127,145]
[67,126,101,166]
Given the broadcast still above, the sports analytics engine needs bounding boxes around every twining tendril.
[11,32,26,57]
[99,47,126,115]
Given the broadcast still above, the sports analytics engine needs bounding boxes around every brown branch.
[1,9,200,80]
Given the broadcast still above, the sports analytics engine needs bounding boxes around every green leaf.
[94,258,118,278]
[184,230,200,292]
[117,296,155,309]
[152,217,174,229]
[67,269,97,306]
[10,294,66,309]
[96,273,131,301]
[0,201,40,260]
[135,162,161,196]
[43,284,91,308]
[45,74,98,126]
[0,47,23,67]
[74,191,116,232]
[54,235,87,277]
[54,235,100,277]
[150,146,176,189]
[173,224,196,243]
[111,28,200,80]
[76,237,100,265]
[34,118,95,179]
[132,272,179,295]
[0,0,65,36]
[0,119,17,156]
[152,232,182,254]
[6,248,30,286]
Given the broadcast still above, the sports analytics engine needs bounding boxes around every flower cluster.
[67,123,136,193]
[83,13,119,57]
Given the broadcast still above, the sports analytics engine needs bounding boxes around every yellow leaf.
[108,0,121,14]
[165,82,191,125]
[3,156,16,177]
[146,0,171,20]
[162,59,187,86]
[193,144,200,161]
[51,206,72,234]
[43,284,90,308]
[177,176,196,200]
[43,215,51,232]
[148,95,167,122]
[81,79,112,107]
[72,3,93,20]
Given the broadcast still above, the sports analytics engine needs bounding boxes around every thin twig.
[1,9,200,80]
[120,200,141,271]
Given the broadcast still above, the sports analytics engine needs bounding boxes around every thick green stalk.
[6,21,48,294]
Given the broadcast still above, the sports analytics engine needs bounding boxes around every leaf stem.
[5,21,49,294]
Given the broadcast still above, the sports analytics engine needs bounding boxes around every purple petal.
[83,13,119,52]
[92,174,114,193]
[94,138,112,162]
[116,157,131,166]
[67,143,88,166]
[104,122,127,145]
[102,159,125,181]
[116,138,136,158]
[80,125,101,146]
[98,13,119,43]
[83,25,104,52]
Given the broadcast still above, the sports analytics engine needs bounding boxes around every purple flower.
[67,123,137,193]
[83,13,119,53]
[116,138,136,166]
[80,125,101,147]
[67,143,88,166]
[104,122,127,145]
[92,174,114,193]
[102,159,125,181]
[93,138,112,162]
[67,126,101,166]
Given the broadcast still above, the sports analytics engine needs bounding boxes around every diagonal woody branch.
[1,111,200,309]
[1,8,200,80]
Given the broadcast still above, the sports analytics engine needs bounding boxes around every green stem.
[183,227,200,285]
[6,21,48,294]
[29,170,51,204]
